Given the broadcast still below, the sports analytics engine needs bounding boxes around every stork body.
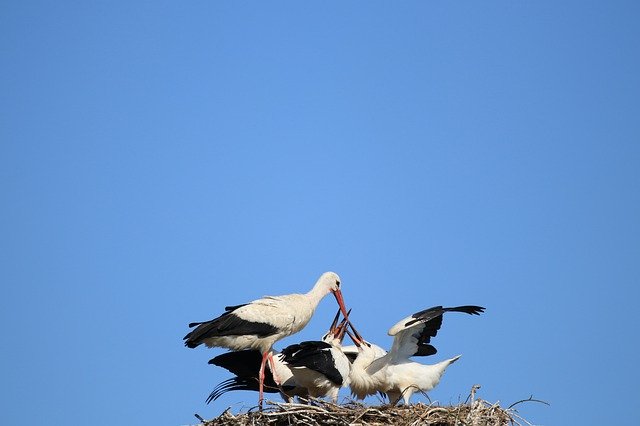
[381,355,461,404]
[280,340,350,402]
[348,305,484,405]
[184,271,349,406]
[347,341,387,400]
[207,308,352,403]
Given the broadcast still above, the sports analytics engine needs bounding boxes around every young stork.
[184,271,349,406]
[206,309,350,403]
[279,309,352,403]
[347,305,485,405]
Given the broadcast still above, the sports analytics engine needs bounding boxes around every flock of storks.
[184,271,484,408]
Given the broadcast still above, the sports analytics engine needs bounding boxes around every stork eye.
[335,280,340,287]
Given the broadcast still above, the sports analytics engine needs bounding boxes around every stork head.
[322,308,351,345]
[346,322,387,366]
[317,271,350,322]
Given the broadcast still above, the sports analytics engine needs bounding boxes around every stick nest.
[198,398,525,426]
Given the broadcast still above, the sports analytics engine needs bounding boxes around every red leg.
[266,352,289,399]
[267,352,280,385]
[258,351,269,408]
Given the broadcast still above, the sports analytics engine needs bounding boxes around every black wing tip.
[405,305,485,328]
[206,378,245,404]
[412,305,486,318]
[454,305,486,315]
[183,332,200,348]
[207,377,257,403]
[206,377,284,403]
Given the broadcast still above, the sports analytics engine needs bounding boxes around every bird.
[184,271,350,406]
[347,305,485,405]
[207,308,351,403]
[343,338,387,401]
[279,309,352,403]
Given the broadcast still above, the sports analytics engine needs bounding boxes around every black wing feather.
[206,377,290,403]
[281,341,344,386]
[209,349,266,378]
[206,350,284,403]
[184,304,279,348]
[406,305,485,356]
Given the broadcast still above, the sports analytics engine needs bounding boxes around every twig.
[507,395,550,409]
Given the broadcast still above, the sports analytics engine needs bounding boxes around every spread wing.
[388,305,484,362]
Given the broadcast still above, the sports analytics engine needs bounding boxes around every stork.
[184,271,349,406]
[279,309,352,403]
[347,305,484,405]
[207,309,350,403]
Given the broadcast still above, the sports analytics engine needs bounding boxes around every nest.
[197,394,535,426]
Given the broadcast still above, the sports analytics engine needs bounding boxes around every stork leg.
[267,352,289,398]
[267,353,280,385]
[258,351,269,409]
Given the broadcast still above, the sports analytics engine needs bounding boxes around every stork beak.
[335,309,352,341]
[345,329,361,348]
[348,321,365,346]
[329,308,341,335]
[332,289,350,322]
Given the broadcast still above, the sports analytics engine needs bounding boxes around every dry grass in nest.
[196,390,540,426]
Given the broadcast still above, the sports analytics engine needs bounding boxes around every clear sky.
[2,1,639,425]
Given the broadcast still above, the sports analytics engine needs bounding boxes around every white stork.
[206,309,351,403]
[347,305,484,405]
[279,309,352,403]
[184,271,349,406]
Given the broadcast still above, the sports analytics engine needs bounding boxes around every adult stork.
[184,271,349,406]
[347,305,484,405]
[207,309,350,403]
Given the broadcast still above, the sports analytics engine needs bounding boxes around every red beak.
[348,320,365,346]
[328,308,341,335]
[332,289,350,322]
[335,309,352,341]
[345,328,361,348]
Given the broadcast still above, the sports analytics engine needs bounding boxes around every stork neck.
[352,348,375,369]
[306,281,331,306]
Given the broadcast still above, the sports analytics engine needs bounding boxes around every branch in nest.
[199,396,521,426]
[508,395,550,409]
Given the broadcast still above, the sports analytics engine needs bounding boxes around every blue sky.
[2,1,639,425]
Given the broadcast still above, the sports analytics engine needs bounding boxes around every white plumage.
[347,305,484,405]
[208,309,352,403]
[281,311,352,402]
[347,340,388,401]
[184,271,350,405]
